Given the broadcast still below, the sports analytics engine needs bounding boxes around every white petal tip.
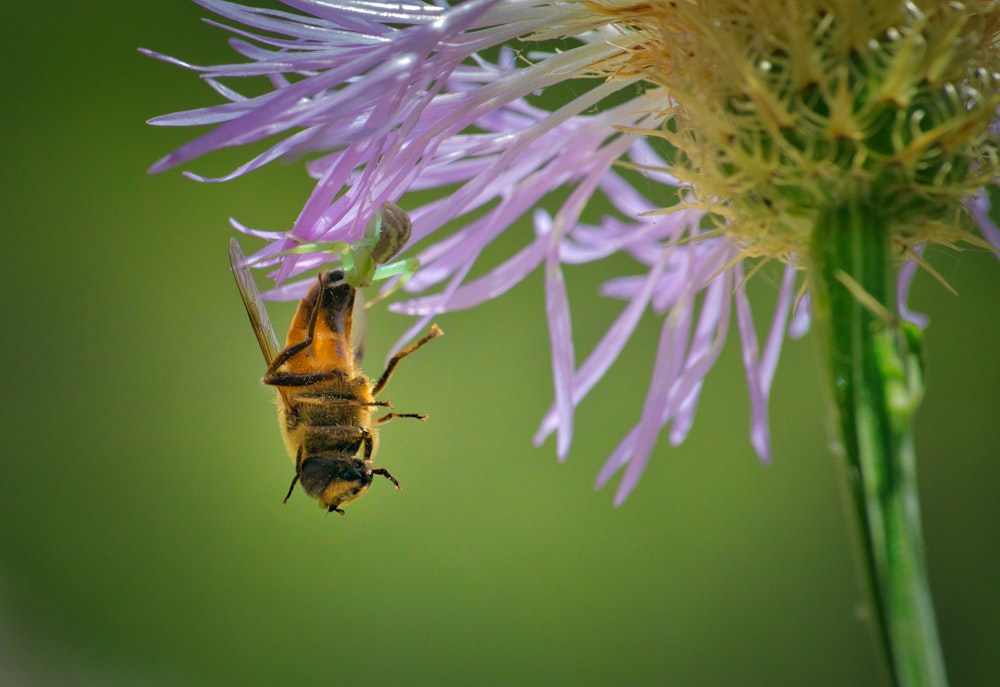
[753,442,772,464]
[612,478,638,507]
[556,434,571,461]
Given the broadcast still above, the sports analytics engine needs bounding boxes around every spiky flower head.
[600,0,1000,258]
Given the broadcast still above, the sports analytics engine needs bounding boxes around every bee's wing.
[229,238,282,366]
[350,282,368,365]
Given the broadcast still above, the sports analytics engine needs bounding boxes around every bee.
[229,205,441,515]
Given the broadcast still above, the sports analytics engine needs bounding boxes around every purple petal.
[597,241,739,499]
[544,242,575,460]
[897,245,929,329]
[391,230,549,314]
[613,300,691,506]
[667,265,733,444]
[968,189,1000,258]
[733,261,788,463]
[788,291,811,340]
[759,265,796,391]
[533,237,676,446]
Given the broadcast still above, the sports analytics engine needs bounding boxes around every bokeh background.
[2,3,998,686]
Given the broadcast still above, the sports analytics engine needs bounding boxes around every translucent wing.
[351,286,368,366]
[229,238,282,366]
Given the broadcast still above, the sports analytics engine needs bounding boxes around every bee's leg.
[371,324,443,396]
[265,369,352,387]
[361,429,375,460]
[282,447,304,504]
[282,474,300,504]
[373,412,428,424]
[263,341,312,384]
[292,393,390,408]
[263,273,327,382]
[360,431,401,490]
[372,468,401,490]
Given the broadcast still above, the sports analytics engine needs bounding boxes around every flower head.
[146,0,1000,504]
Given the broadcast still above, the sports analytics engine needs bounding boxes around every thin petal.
[788,291,811,340]
[668,265,733,444]
[733,262,788,463]
[759,265,796,392]
[533,240,675,445]
[545,238,575,460]
[613,302,690,506]
[897,245,929,329]
[391,231,549,314]
[969,190,1000,258]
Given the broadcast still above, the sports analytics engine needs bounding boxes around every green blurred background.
[2,3,998,685]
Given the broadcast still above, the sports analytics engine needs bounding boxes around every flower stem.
[809,193,947,687]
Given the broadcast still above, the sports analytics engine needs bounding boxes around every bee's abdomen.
[288,378,375,456]
[298,424,369,457]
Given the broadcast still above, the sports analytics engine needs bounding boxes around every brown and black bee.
[228,228,440,515]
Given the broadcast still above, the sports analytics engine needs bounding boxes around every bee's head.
[298,456,373,514]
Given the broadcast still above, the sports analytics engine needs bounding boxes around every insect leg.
[282,474,300,504]
[371,468,400,489]
[265,369,359,387]
[371,325,443,396]
[262,273,327,382]
[360,428,375,461]
[283,447,304,504]
[373,412,428,424]
[365,257,420,307]
[291,393,390,408]
[361,419,402,490]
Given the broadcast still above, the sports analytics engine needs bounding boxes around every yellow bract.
[583,0,1000,262]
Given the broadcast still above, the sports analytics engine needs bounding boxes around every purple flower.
[145,0,1000,505]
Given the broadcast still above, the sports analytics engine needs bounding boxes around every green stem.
[809,193,947,687]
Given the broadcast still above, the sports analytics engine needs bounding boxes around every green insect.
[275,201,419,305]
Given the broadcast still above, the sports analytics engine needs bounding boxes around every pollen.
[586,0,1000,262]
